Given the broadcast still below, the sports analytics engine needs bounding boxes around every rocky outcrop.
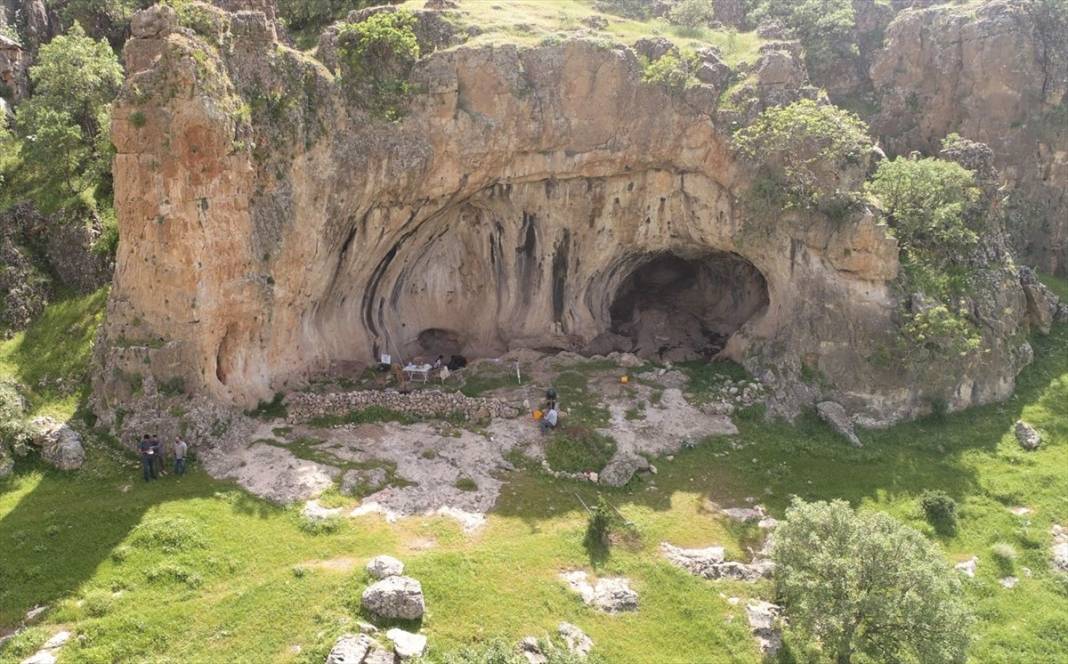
[0,33,27,103]
[871,0,1068,275]
[94,4,1038,428]
[30,417,85,470]
[560,570,638,613]
[816,401,862,447]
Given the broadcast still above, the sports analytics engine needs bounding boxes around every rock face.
[871,1,1068,275]
[660,542,773,581]
[94,4,1039,428]
[361,576,426,621]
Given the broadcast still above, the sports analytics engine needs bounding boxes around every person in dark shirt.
[139,434,157,482]
[151,434,164,476]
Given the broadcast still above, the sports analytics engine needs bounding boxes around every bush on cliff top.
[336,10,421,120]
[733,99,872,212]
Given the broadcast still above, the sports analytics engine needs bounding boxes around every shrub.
[130,515,207,553]
[455,477,478,492]
[773,498,974,664]
[545,427,617,474]
[919,489,958,533]
[584,494,615,551]
[733,99,872,212]
[82,589,114,617]
[865,157,982,271]
[991,542,1017,573]
[667,0,715,32]
[336,10,420,120]
[144,562,203,589]
[642,52,698,92]
[901,305,982,361]
[299,515,341,535]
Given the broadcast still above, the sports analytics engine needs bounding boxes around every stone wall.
[285,389,518,424]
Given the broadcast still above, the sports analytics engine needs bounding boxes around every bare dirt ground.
[201,352,748,530]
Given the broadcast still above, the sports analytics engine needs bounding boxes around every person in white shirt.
[173,437,188,476]
[540,407,559,433]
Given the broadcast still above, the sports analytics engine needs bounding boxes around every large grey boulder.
[598,452,649,488]
[325,633,374,664]
[366,555,404,580]
[361,576,426,621]
[1015,420,1041,451]
[31,417,85,470]
[817,402,862,447]
[557,622,593,657]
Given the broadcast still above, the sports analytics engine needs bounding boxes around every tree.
[864,156,982,271]
[14,23,122,209]
[733,99,872,211]
[667,0,716,32]
[750,0,857,78]
[773,499,974,664]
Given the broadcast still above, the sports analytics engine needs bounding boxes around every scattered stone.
[386,628,427,659]
[30,417,85,470]
[325,633,374,664]
[816,402,862,447]
[1014,420,1041,451]
[1009,506,1032,517]
[1052,525,1068,574]
[302,500,342,521]
[580,15,608,30]
[560,570,638,613]
[660,542,773,582]
[366,555,405,580]
[722,505,766,522]
[357,621,378,635]
[362,575,426,621]
[745,601,782,657]
[999,576,1018,589]
[363,646,397,664]
[286,389,517,425]
[557,622,593,657]
[955,556,978,577]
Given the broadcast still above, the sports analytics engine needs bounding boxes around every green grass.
[0,288,108,419]
[394,0,765,67]
[2,305,1068,661]
[545,426,618,474]
[1040,272,1068,301]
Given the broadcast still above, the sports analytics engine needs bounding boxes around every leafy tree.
[773,499,973,664]
[750,0,857,78]
[733,99,872,211]
[14,23,122,210]
[667,0,716,32]
[276,0,374,35]
[641,52,698,92]
[336,10,420,120]
[53,0,152,47]
[865,156,982,271]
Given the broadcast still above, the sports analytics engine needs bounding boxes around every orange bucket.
[533,409,544,420]
[620,375,630,384]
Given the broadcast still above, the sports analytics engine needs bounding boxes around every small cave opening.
[606,251,769,361]
[412,328,464,360]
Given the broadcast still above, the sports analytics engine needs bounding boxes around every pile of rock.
[745,600,783,658]
[286,389,518,425]
[660,542,774,582]
[1052,525,1068,574]
[517,622,594,662]
[333,556,428,661]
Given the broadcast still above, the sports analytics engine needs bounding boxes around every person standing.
[151,434,164,476]
[173,437,188,476]
[139,434,156,482]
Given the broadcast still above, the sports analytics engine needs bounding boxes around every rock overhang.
[92,4,1037,427]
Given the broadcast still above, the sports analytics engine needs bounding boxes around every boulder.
[30,417,85,470]
[1015,420,1041,451]
[955,556,978,578]
[598,452,649,487]
[660,542,772,581]
[560,570,638,613]
[386,628,427,659]
[557,622,593,657]
[325,633,374,664]
[518,636,547,664]
[632,37,678,62]
[1052,525,1068,574]
[817,402,862,448]
[366,555,405,580]
[361,576,426,621]
[131,5,178,38]
[301,500,341,521]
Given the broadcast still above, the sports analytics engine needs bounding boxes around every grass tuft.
[545,426,617,474]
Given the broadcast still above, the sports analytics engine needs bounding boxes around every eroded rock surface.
[362,576,426,621]
[93,3,1040,429]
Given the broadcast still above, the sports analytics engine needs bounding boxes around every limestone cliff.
[92,4,1044,427]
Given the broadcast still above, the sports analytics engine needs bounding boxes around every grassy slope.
[0,288,1066,662]
[396,0,765,66]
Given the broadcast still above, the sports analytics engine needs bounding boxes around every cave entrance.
[607,251,768,362]
[413,328,464,360]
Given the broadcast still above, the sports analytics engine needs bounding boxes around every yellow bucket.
[620,375,630,384]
